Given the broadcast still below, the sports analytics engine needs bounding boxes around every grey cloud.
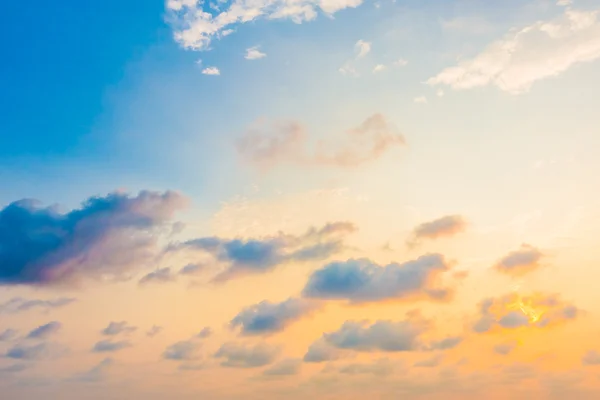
[337,358,396,376]
[0,329,18,341]
[146,325,163,338]
[163,340,200,361]
[172,222,355,282]
[231,298,317,335]
[0,190,186,286]
[494,244,543,276]
[0,297,76,314]
[214,342,279,368]
[427,336,463,351]
[302,254,452,303]
[0,363,28,374]
[27,321,62,339]
[92,340,131,353]
[71,358,114,382]
[414,355,443,368]
[303,340,341,363]
[178,362,206,371]
[196,327,212,339]
[5,342,66,360]
[138,267,175,285]
[408,215,467,246]
[494,340,517,355]
[179,263,205,275]
[498,311,530,329]
[263,358,302,376]
[582,350,600,366]
[237,114,405,170]
[102,321,137,336]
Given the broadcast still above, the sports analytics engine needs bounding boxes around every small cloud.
[427,336,463,351]
[436,89,445,97]
[263,358,302,376]
[71,358,114,383]
[214,342,279,368]
[0,329,18,341]
[494,340,517,355]
[163,340,200,361]
[5,342,67,360]
[303,340,341,363]
[179,263,205,275]
[393,59,408,67]
[245,46,266,60]
[146,325,163,338]
[582,350,600,366]
[230,298,318,335]
[414,354,443,368]
[493,244,544,276]
[27,321,62,340]
[373,64,387,73]
[179,362,206,371]
[92,340,132,353]
[337,358,397,376]
[0,364,28,375]
[408,215,467,247]
[414,96,428,104]
[557,0,572,6]
[0,297,76,314]
[196,327,213,339]
[202,67,220,75]
[355,40,371,58]
[139,267,175,285]
[102,321,137,336]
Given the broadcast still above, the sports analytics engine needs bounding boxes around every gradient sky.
[2,0,600,398]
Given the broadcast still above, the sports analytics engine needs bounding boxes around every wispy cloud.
[0,297,76,314]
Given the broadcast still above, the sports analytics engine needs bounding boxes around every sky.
[1,0,600,398]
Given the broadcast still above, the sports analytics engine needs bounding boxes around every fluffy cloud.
[92,340,132,353]
[245,46,266,60]
[472,292,580,333]
[427,7,600,94]
[302,254,453,304]
[101,321,137,336]
[236,114,405,170]
[355,40,371,58]
[196,327,213,338]
[263,358,302,376]
[27,321,62,339]
[0,297,76,314]
[493,244,544,276]
[214,342,279,368]
[303,339,341,363]
[166,0,364,51]
[230,298,318,335]
[163,340,201,361]
[202,66,220,75]
[172,222,355,282]
[138,267,176,285]
[0,191,186,286]
[408,215,467,246]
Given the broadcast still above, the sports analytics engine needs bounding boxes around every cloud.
[138,267,176,285]
[171,222,355,282]
[414,354,443,368]
[92,340,132,353]
[101,321,137,336]
[263,358,302,376]
[303,339,341,363]
[493,244,544,276]
[214,342,279,368]
[5,342,66,360]
[163,340,200,361]
[179,263,205,275]
[582,350,600,366]
[393,59,408,67]
[196,327,213,338]
[302,254,453,304]
[0,364,28,375]
[0,329,18,341]
[408,215,467,246]
[494,340,517,355]
[230,297,318,335]
[0,297,76,314]
[336,358,396,376]
[245,46,266,60]
[426,336,463,351]
[471,292,580,333]
[0,190,186,286]
[71,358,114,383]
[427,7,600,94]
[202,66,220,75]
[146,325,163,338]
[166,0,364,52]
[236,114,405,170]
[413,96,428,104]
[27,321,62,339]
[373,64,386,73]
[355,40,371,58]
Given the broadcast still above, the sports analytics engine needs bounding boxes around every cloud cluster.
[166,0,364,51]
[231,298,318,335]
[428,7,600,94]
[302,254,453,303]
[172,222,355,282]
[0,191,186,286]
[236,114,405,170]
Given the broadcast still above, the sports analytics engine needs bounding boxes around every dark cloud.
[214,342,279,368]
[138,267,176,285]
[498,311,530,328]
[0,329,18,341]
[163,340,200,361]
[302,254,452,304]
[494,340,517,355]
[493,244,544,276]
[146,325,163,338]
[230,298,317,335]
[237,113,405,170]
[0,297,76,314]
[5,342,66,360]
[27,321,62,339]
[408,215,467,246]
[303,340,341,363]
[196,327,212,339]
[0,190,186,286]
[92,340,131,353]
[172,222,356,282]
[263,358,302,376]
[101,321,137,336]
[71,358,114,383]
[582,350,600,366]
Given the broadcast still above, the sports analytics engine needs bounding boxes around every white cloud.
[414,96,428,104]
[393,58,408,67]
[373,64,386,73]
[245,46,267,60]
[166,0,365,51]
[427,8,600,94]
[355,40,371,58]
[436,89,445,97]
[202,66,221,75]
[557,0,572,6]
